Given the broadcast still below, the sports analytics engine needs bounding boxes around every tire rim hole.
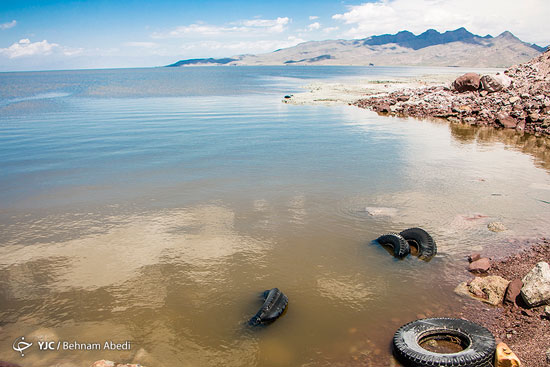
[419,332,470,354]
[407,240,419,256]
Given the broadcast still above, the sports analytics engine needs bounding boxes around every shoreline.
[285,50,550,138]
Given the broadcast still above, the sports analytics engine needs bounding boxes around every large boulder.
[521,261,550,307]
[480,75,504,93]
[453,73,481,93]
[455,275,509,306]
[493,73,512,88]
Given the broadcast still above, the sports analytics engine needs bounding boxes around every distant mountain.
[167,28,547,68]
[166,58,237,67]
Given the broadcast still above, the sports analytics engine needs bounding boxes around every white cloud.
[332,0,550,46]
[0,38,82,58]
[309,16,319,20]
[308,22,321,31]
[0,20,16,30]
[153,17,290,39]
[242,17,289,31]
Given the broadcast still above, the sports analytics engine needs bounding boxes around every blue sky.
[1,0,549,71]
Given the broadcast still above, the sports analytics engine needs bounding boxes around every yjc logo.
[12,336,33,357]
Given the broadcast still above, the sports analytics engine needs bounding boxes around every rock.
[91,362,115,367]
[480,90,488,97]
[481,75,504,93]
[488,221,507,232]
[504,279,523,306]
[547,348,550,364]
[509,96,521,104]
[521,261,550,307]
[453,73,481,93]
[469,258,491,273]
[544,305,550,318]
[493,73,512,88]
[494,342,521,367]
[397,95,410,102]
[455,276,509,306]
[468,253,482,262]
[375,103,391,113]
[527,113,540,123]
[496,114,517,129]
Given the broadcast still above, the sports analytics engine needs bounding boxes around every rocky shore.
[452,239,550,367]
[355,50,550,136]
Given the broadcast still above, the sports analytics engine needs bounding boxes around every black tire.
[399,227,437,260]
[393,318,496,367]
[248,288,288,326]
[376,233,410,258]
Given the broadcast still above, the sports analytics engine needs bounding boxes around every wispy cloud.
[152,17,290,39]
[178,36,305,54]
[124,41,158,48]
[309,16,319,20]
[0,20,17,30]
[332,0,550,45]
[0,38,82,58]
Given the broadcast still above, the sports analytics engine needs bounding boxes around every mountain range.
[167,28,546,68]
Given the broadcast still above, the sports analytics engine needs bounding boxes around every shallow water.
[1,66,550,366]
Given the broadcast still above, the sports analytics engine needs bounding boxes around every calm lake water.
[1,66,550,366]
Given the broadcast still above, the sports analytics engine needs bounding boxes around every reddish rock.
[375,103,391,113]
[504,279,523,306]
[469,253,482,263]
[453,73,481,93]
[496,113,518,129]
[397,95,410,102]
[469,257,491,273]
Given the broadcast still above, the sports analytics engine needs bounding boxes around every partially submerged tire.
[248,288,288,326]
[393,318,496,367]
[376,233,410,258]
[399,227,437,260]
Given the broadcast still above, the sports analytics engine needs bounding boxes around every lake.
[1,66,550,366]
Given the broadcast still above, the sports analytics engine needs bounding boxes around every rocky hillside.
[355,49,550,136]
[167,28,546,68]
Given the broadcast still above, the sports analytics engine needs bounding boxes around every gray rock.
[521,261,550,307]
[481,75,504,93]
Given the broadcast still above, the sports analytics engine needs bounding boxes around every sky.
[0,0,549,71]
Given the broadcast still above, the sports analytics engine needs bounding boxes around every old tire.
[393,318,495,367]
[248,288,288,326]
[376,233,410,258]
[399,227,437,260]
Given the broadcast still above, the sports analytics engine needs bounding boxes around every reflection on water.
[449,123,550,171]
[1,67,550,366]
